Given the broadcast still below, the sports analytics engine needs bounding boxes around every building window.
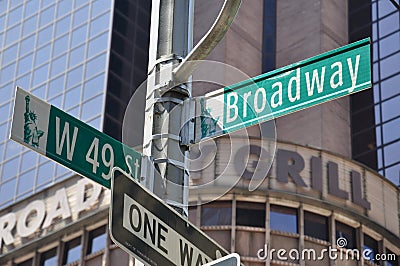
[335,221,357,249]
[201,201,232,226]
[86,226,107,255]
[236,202,265,228]
[363,234,379,263]
[39,248,57,266]
[270,205,298,233]
[386,248,399,266]
[304,211,329,241]
[16,258,33,266]
[62,237,82,265]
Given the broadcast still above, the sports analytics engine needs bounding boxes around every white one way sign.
[110,169,228,266]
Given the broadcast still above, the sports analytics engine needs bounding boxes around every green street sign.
[10,87,142,189]
[195,38,371,142]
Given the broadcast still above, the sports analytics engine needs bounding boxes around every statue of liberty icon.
[200,98,220,139]
[23,95,44,148]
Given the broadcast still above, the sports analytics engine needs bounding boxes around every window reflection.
[201,201,232,226]
[0,178,17,205]
[55,16,71,37]
[39,5,55,27]
[37,25,53,46]
[335,221,356,249]
[270,205,298,233]
[87,226,107,255]
[73,4,89,27]
[236,202,265,228]
[5,24,20,45]
[62,237,81,265]
[383,141,400,166]
[304,211,329,241]
[363,234,379,263]
[17,171,35,195]
[17,53,34,76]
[89,12,110,37]
[71,24,87,48]
[39,248,57,266]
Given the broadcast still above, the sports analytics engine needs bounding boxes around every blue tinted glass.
[0,105,10,124]
[5,141,22,158]
[32,84,46,99]
[71,24,87,48]
[66,65,83,89]
[41,0,53,9]
[17,171,35,195]
[25,0,39,18]
[20,151,38,172]
[50,54,67,77]
[383,119,400,143]
[0,83,12,103]
[380,52,400,80]
[39,4,55,27]
[69,44,85,68]
[0,63,16,85]
[64,86,81,109]
[89,12,110,37]
[5,24,20,45]
[380,32,400,58]
[381,75,400,100]
[87,116,101,129]
[57,0,72,17]
[384,141,400,166]
[0,122,8,142]
[0,178,17,204]
[2,156,19,181]
[386,164,400,185]
[49,95,62,107]
[37,161,54,186]
[382,96,400,122]
[0,15,5,32]
[7,5,23,27]
[84,74,104,100]
[16,70,30,88]
[35,44,51,66]
[37,25,53,46]
[88,228,107,254]
[270,207,298,233]
[56,165,70,177]
[88,32,108,58]
[2,45,18,66]
[48,76,65,98]
[32,64,49,87]
[91,0,110,18]
[22,14,37,36]
[201,207,232,226]
[81,95,103,121]
[73,4,89,27]
[55,16,71,37]
[65,241,81,264]
[85,53,106,79]
[378,0,397,17]
[379,13,399,38]
[53,34,69,57]
[20,35,35,56]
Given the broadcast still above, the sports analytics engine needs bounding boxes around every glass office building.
[0,0,150,208]
[350,0,400,185]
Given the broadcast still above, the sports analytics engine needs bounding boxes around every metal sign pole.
[142,0,194,216]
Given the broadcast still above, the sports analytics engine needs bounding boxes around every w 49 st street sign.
[195,38,371,142]
[10,87,142,189]
[110,169,228,266]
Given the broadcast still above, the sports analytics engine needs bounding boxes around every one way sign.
[109,169,228,266]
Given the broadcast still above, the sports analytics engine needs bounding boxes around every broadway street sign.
[110,169,228,266]
[195,38,371,143]
[10,87,142,189]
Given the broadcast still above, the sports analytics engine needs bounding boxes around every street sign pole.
[142,0,194,216]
